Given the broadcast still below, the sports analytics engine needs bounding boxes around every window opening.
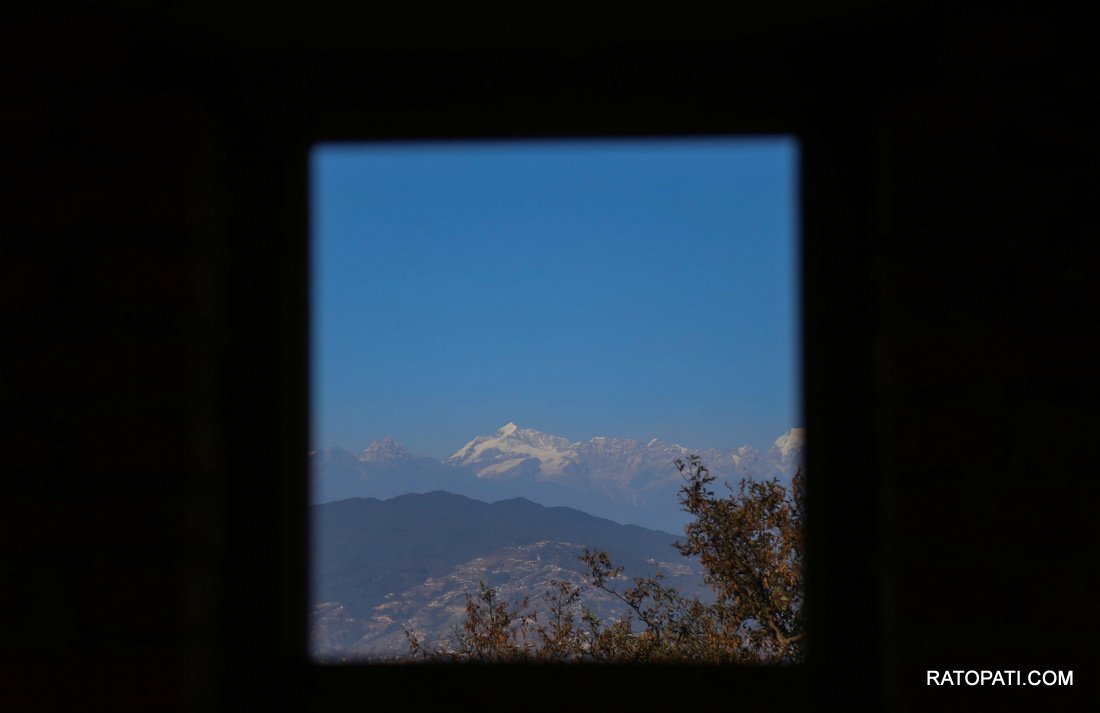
[309,138,802,662]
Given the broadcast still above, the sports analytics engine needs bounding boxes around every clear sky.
[311,138,800,459]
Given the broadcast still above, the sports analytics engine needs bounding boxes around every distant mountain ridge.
[310,491,707,660]
[447,421,803,481]
[312,423,804,533]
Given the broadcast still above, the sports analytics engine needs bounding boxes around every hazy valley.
[310,492,709,660]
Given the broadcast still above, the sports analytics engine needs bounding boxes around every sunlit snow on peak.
[772,427,806,458]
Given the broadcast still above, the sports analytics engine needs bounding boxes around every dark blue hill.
[311,490,686,619]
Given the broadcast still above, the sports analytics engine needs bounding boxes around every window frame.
[219,35,882,713]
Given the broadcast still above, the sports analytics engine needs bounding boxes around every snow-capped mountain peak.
[447,423,575,478]
[772,428,806,458]
[359,437,414,462]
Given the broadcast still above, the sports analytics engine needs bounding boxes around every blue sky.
[311,138,800,459]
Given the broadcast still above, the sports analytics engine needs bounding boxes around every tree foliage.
[406,455,804,663]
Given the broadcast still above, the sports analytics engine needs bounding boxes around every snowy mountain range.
[312,423,804,533]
